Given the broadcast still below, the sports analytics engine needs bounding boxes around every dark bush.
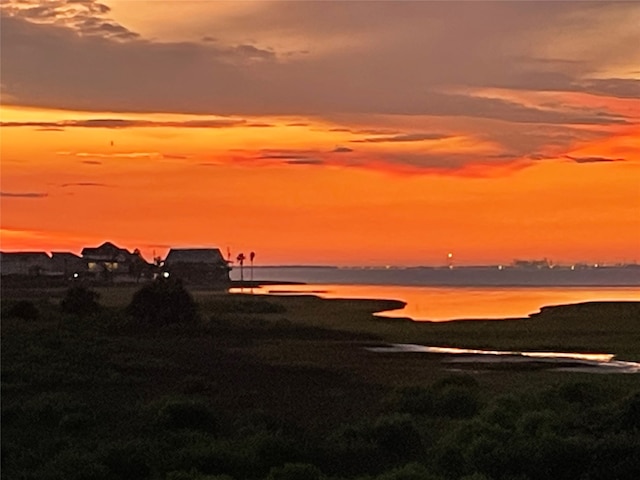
[590,433,640,480]
[5,300,40,320]
[58,412,94,433]
[393,387,435,415]
[266,462,324,480]
[157,399,217,433]
[323,423,382,476]
[372,414,423,460]
[61,286,101,316]
[549,381,606,406]
[40,449,109,480]
[166,472,233,480]
[432,374,479,390]
[434,385,481,419]
[247,431,303,475]
[127,278,198,326]
[618,391,640,430]
[102,442,152,479]
[375,462,443,480]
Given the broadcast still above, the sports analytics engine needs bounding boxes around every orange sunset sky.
[1,1,639,266]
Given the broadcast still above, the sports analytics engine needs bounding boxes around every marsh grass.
[2,286,639,479]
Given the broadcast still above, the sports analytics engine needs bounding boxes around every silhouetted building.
[81,241,151,281]
[512,259,551,270]
[50,252,85,277]
[0,252,51,276]
[163,248,231,286]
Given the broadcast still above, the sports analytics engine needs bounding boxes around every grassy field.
[2,283,639,480]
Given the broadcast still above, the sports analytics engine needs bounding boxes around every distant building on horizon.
[0,252,52,276]
[81,241,151,281]
[50,252,85,277]
[163,248,231,287]
[512,259,552,270]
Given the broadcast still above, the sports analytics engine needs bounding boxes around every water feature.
[366,344,640,373]
[232,283,640,321]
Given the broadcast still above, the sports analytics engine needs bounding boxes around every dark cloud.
[373,152,532,176]
[162,154,189,160]
[352,133,450,143]
[1,118,246,129]
[246,122,275,128]
[328,127,400,135]
[234,44,275,61]
[247,149,328,166]
[1,0,138,41]
[332,146,353,153]
[1,10,634,125]
[284,159,324,166]
[255,150,314,161]
[60,182,108,187]
[565,155,625,164]
[578,78,640,100]
[81,160,102,165]
[1,190,48,198]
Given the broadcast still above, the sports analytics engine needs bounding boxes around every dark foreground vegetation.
[2,281,640,480]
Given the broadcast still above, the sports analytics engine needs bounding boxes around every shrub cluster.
[4,300,40,320]
[61,286,101,316]
[126,278,198,326]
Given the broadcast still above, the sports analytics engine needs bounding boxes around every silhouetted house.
[51,252,85,277]
[163,248,231,286]
[81,241,151,281]
[513,259,551,270]
[0,252,51,276]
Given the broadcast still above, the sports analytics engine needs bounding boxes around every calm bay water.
[235,283,640,321]
[231,266,640,321]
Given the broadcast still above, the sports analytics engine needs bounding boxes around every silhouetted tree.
[237,253,246,281]
[250,251,256,281]
[126,278,197,326]
[129,248,148,283]
[61,286,101,316]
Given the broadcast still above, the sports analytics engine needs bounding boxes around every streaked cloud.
[58,151,161,159]
[284,158,324,166]
[60,182,108,187]
[565,155,625,164]
[1,191,48,198]
[352,133,450,143]
[1,118,246,129]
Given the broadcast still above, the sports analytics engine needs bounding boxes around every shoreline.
[231,282,640,322]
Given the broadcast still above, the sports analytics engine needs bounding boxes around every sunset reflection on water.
[232,284,640,321]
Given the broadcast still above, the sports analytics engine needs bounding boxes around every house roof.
[165,248,226,265]
[81,241,131,259]
[0,251,51,262]
[51,252,83,260]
